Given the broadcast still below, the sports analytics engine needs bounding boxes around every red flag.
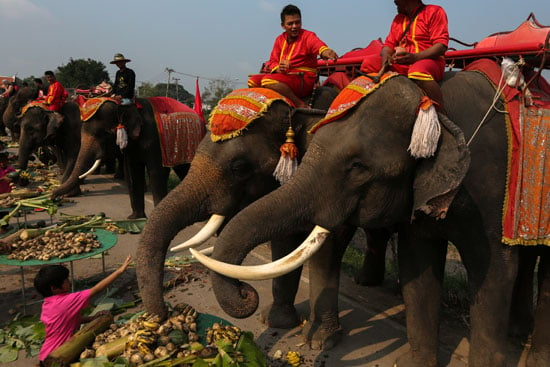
[194,78,206,130]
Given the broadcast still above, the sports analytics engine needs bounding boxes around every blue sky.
[0,0,548,93]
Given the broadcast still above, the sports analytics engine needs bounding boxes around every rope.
[466,62,512,146]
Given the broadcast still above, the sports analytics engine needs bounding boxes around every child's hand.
[119,255,132,273]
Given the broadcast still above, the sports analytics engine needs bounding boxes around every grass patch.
[167,172,181,191]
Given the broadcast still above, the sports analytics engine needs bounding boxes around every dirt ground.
[0,170,532,367]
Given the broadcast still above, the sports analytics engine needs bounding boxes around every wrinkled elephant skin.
[207,72,549,367]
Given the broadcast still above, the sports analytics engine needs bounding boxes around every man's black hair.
[34,78,43,84]
[34,265,69,297]
[281,4,301,23]
[44,70,54,77]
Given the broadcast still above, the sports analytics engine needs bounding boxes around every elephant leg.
[147,166,170,206]
[259,235,303,329]
[509,246,537,337]
[302,224,355,350]
[395,227,446,367]
[456,235,514,367]
[526,246,550,367]
[173,164,190,181]
[355,228,392,286]
[125,158,147,219]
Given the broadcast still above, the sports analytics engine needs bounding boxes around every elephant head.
[51,100,141,198]
[135,86,339,319]
[2,87,39,142]
[195,74,471,320]
[17,101,82,183]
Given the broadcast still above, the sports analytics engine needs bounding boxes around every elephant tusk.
[78,159,101,179]
[170,214,225,252]
[190,225,330,280]
[199,246,214,256]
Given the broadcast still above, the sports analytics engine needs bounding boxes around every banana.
[142,321,160,330]
[286,351,301,367]
[137,342,152,355]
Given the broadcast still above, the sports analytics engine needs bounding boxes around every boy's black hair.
[34,265,69,297]
[44,70,55,77]
[33,78,43,84]
[281,4,301,23]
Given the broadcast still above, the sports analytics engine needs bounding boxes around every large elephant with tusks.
[193,65,550,367]
[135,87,354,341]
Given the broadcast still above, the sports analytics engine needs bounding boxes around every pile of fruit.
[6,230,101,261]
[76,303,264,367]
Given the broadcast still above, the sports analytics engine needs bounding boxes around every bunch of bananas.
[205,323,242,346]
[286,351,302,367]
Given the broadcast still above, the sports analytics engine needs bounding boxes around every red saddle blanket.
[147,97,204,167]
[465,59,550,246]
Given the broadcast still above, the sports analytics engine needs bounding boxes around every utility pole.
[173,78,180,101]
[165,68,174,97]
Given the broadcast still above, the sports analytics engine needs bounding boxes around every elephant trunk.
[51,133,99,199]
[16,130,33,171]
[136,154,222,319]
[210,170,316,318]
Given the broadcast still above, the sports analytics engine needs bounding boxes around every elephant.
[192,70,550,367]
[52,98,200,219]
[16,102,81,185]
[135,86,343,332]
[0,96,9,136]
[2,87,39,142]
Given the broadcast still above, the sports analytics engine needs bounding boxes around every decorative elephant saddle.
[208,88,293,142]
[308,73,399,134]
[19,100,49,117]
[76,97,119,121]
[147,97,205,167]
[464,59,550,246]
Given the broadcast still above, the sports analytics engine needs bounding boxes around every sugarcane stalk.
[44,313,113,367]
[94,335,129,359]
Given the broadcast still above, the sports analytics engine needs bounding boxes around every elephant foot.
[66,186,82,197]
[128,212,146,219]
[394,349,437,367]
[258,303,300,329]
[301,319,342,350]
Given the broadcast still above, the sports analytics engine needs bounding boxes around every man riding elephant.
[248,4,338,108]
[360,0,448,112]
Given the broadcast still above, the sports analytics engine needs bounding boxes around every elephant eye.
[230,159,253,178]
[350,160,366,170]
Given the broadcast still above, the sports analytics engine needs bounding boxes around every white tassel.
[116,124,128,149]
[273,155,298,184]
[408,97,441,158]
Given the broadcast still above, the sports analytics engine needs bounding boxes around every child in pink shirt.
[34,255,132,365]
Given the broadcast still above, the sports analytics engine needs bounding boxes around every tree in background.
[137,82,194,106]
[201,78,237,118]
[55,58,110,88]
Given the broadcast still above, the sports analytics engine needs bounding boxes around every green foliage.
[138,82,194,106]
[56,58,110,88]
[0,314,45,362]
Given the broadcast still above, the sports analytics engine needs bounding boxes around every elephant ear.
[46,111,64,142]
[413,113,470,220]
[120,105,142,140]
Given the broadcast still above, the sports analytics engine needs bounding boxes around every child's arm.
[89,255,132,297]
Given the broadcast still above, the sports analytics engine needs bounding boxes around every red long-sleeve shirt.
[44,80,68,112]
